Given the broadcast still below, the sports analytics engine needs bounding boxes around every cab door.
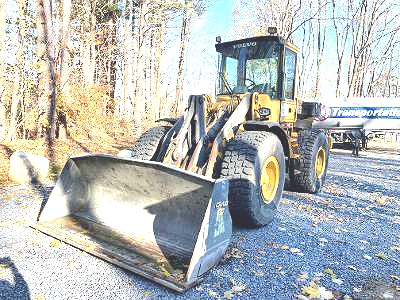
[280,47,297,123]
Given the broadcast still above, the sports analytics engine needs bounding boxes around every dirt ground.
[0,135,134,186]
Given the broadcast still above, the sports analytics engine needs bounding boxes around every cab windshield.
[217,40,280,98]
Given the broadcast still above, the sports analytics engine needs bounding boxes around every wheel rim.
[260,156,280,204]
[315,147,326,179]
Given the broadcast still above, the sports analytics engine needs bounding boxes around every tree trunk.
[81,2,96,87]
[0,0,6,140]
[134,0,148,134]
[36,0,57,140]
[123,0,134,119]
[5,0,29,141]
[314,0,326,98]
[60,0,71,97]
[153,20,164,120]
[175,0,190,114]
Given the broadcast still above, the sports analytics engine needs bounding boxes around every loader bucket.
[32,154,231,292]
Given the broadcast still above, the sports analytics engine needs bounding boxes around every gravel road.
[1,149,400,300]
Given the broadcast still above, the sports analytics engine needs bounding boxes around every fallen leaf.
[290,248,301,253]
[332,278,343,285]
[33,294,46,300]
[230,248,245,259]
[158,264,171,277]
[390,275,400,281]
[49,239,61,248]
[295,295,309,300]
[375,252,389,260]
[297,272,309,281]
[281,245,289,250]
[68,262,80,269]
[324,268,336,278]
[143,290,152,297]
[363,255,372,260]
[319,286,334,299]
[301,282,320,299]
[375,197,386,205]
[208,289,218,298]
[347,265,357,271]
[232,284,246,293]
[390,246,400,252]
[224,290,234,299]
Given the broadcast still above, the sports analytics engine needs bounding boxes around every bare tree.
[0,0,6,140]
[346,0,399,97]
[36,0,57,139]
[314,0,327,97]
[175,0,191,114]
[59,0,72,97]
[5,0,29,141]
[331,0,352,97]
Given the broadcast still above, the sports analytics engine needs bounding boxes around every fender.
[242,121,292,159]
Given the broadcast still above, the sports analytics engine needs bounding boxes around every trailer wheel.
[220,131,285,228]
[291,130,329,193]
[130,125,172,161]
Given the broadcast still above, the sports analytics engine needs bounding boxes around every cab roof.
[215,35,299,53]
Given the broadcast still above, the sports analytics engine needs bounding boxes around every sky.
[179,0,236,98]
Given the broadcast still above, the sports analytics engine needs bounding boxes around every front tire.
[220,131,285,228]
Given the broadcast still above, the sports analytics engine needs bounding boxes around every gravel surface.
[1,149,400,300]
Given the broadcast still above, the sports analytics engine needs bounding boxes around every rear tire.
[130,125,172,161]
[290,130,329,193]
[220,131,285,228]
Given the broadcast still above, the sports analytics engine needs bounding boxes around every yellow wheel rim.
[315,147,326,179]
[260,156,280,204]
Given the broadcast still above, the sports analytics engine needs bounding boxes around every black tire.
[220,131,285,228]
[130,125,172,161]
[290,130,329,193]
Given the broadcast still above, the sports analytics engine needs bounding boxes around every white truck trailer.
[311,97,400,155]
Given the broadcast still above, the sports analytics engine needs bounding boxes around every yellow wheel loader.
[32,32,329,292]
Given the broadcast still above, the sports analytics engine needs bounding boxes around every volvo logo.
[233,42,257,49]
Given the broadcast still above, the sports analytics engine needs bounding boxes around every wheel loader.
[32,31,329,292]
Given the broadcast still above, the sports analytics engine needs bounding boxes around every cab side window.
[284,49,296,100]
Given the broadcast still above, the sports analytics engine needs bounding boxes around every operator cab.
[215,35,298,101]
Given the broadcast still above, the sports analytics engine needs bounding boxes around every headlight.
[258,107,271,118]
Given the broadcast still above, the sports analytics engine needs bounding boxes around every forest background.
[0,0,399,183]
